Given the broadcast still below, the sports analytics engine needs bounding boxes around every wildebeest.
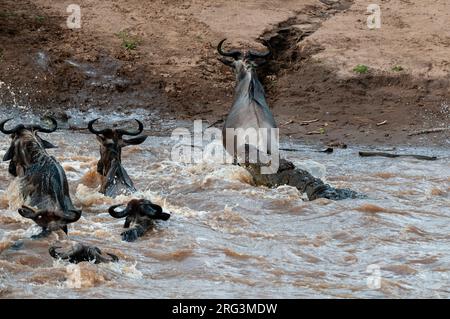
[217,39,278,166]
[217,40,359,200]
[109,199,171,242]
[88,118,147,198]
[49,243,119,264]
[0,118,81,238]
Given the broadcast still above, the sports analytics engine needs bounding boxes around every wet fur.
[49,243,118,264]
[94,131,147,198]
[222,60,278,160]
[4,130,81,237]
[109,199,170,242]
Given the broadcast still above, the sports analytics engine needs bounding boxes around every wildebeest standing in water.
[88,118,147,198]
[109,199,171,242]
[217,40,358,200]
[217,38,277,164]
[0,118,82,238]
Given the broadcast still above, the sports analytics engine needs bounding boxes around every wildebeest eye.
[37,215,42,219]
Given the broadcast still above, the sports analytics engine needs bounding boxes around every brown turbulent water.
[0,122,449,298]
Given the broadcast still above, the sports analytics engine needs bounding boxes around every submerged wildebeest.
[108,199,171,242]
[0,118,81,238]
[217,39,358,200]
[49,243,119,264]
[88,118,147,198]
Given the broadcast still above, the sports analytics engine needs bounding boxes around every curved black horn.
[117,119,144,136]
[141,203,171,221]
[217,39,242,60]
[63,209,82,223]
[30,117,58,133]
[0,119,24,134]
[88,118,108,135]
[247,39,272,59]
[108,204,129,218]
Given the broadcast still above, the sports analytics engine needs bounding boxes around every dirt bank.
[0,0,449,146]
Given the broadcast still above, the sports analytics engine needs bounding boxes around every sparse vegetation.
[391,65,404,72]
[35,15,45,23]
[353,64,369,74]
[116,30,140,50]
[0,11,18,18]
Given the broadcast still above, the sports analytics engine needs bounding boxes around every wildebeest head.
[49,243,119,264]
[109,199,170,242]
[217,38,272,76]
[109,199,171,223]
[18,205,81,234]
[0,118,58,176]
[88,119,147,197]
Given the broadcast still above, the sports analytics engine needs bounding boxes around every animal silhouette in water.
[0,118,81,238]
[88,118,147,198]
[217,40,359,200]
[217,38,277,165]
[109,199,170,242]
[49,243,118,264]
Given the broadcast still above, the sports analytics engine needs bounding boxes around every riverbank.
[0,0,449,147]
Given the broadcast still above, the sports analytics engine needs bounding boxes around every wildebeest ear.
[41,139,57,149]
[18,205,38,219]
[3,145,14,161]
[123,135,147,146]
[218,57,234,67]
[142,203,170,220]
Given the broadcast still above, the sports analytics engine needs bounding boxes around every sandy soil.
[0,0,449,146]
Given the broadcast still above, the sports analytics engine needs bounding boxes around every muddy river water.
[0,111,449,298]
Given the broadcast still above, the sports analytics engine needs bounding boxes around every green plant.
[116,30,139,51]
[35,15,45,23]
[391,65,404,72]
[0,11,17,18]
[353,64,369,74]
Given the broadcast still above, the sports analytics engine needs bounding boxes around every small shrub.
[391,65,404,72]
[35,15,45,23]
[116,31,139,51]
[353,64,369,74]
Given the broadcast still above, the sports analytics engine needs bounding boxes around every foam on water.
[0,130,449,298]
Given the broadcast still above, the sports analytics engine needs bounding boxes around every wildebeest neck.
[234,68,267,109]
[99,145,122,176]
[15,132,51,169]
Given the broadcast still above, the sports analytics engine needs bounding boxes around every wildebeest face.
[1,118,58,176]
[18,205,81,233]
[49,243,119,264]
[217,38,272,74]
[108,199,170,242]
[88,119,147,177]
[109,199,171,221]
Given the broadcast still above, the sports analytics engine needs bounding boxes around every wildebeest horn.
[88,118,109,135]
[247,50,271,59]
[0,119,25,134]
[108,204,129,218]
[217,39,242,60]
[117,119,144,136]
[142,203,171,221]
[247,40,272,59]
[30,117,58,133]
